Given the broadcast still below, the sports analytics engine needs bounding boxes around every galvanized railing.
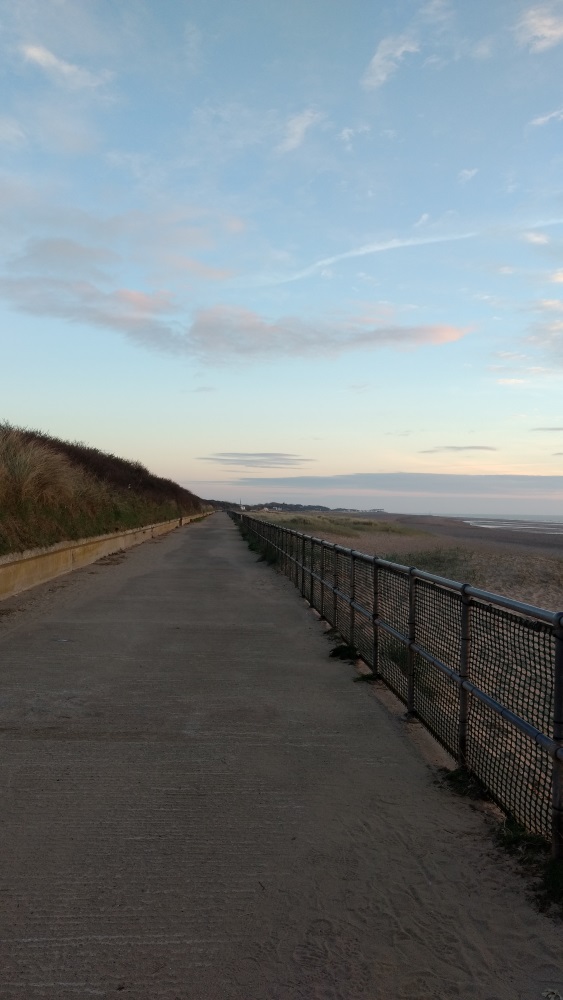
[232,512,563,858]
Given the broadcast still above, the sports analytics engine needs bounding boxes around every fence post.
[372,558,379,678]
[349,552,356,650]
[459,586,471,768]
[406,569,416,717]
[552,613,563,859]
[301,534,306,597]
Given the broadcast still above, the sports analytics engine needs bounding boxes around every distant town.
[206,500,386,514]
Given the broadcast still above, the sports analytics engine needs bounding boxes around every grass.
[384,546,475,580]
[0,423,202,556]
[260,512,421,537]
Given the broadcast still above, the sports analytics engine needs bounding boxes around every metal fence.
[232,512,563,858]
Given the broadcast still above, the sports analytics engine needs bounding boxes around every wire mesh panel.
[413,651,459,757]
[466,698,551,838]
[470,603,553,735]
[354,558,375,667]
[416,581,462,671]
[335,550,352,643]
[322,544,337,625]
[310,539,322,613]
[378,631,409,702]
[378,566,409,635]
[467,601,554,838]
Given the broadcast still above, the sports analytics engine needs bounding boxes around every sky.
[2,0,563,515]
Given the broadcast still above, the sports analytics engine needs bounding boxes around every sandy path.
[0,513,561,999]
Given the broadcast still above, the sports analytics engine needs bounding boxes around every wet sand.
[370,511,563,559]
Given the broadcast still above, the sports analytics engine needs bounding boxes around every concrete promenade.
[0,512,562,999]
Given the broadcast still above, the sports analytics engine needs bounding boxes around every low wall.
[0,513,210,602]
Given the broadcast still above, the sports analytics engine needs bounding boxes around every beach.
[262,511,563,612]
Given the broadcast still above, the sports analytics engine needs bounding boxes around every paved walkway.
[0,513,562,999]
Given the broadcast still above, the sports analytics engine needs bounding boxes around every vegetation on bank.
[0,423,202,556]
[258,512,421,538]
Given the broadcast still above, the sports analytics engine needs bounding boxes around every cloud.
[515,5,563,52]
[538,299,563,311]
[419,446,498,453]
[197,453,314,469]
[272,231,477,284]
[339,124,370,149]
[185,305,468,360]
[0,268,469,361]
[532,426,563,430]
[413,213,430,228]
[277,109,324,153]
[523,231,550,244]
[362,34,420,89]
[21,44,113,90]
[458,168,478,184]
[0,117,26,146]
[0,272,180,352]
[551,270,563,282]
[530,106,563,125]
[497,378,526,384]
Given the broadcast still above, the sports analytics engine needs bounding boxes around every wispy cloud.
[458,168,478,183]
[339,124,370,149]
[197,453,314,469]
[532,426,563,430]
[523,231,550,244]
[277,109,324,153]
[272,231,477,285]
[497,378,526,384]
[551,270,563,282]
[419,446,498,453]
[515,5,563,52]
[529,106,563,125]
[362,34,419,89]
[21,44,113,90]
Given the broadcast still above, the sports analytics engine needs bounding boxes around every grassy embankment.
[0,423,202,557]
[258,512,563,609]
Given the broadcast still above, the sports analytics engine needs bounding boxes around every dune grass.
[0,423,202,556]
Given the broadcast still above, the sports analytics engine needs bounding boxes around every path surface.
[0,512,562,999]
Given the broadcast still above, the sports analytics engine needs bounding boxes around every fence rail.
[232,512,563,858]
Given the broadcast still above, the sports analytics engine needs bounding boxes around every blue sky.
[2,0,563,514]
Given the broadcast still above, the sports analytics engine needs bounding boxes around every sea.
[457,515,563,535]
